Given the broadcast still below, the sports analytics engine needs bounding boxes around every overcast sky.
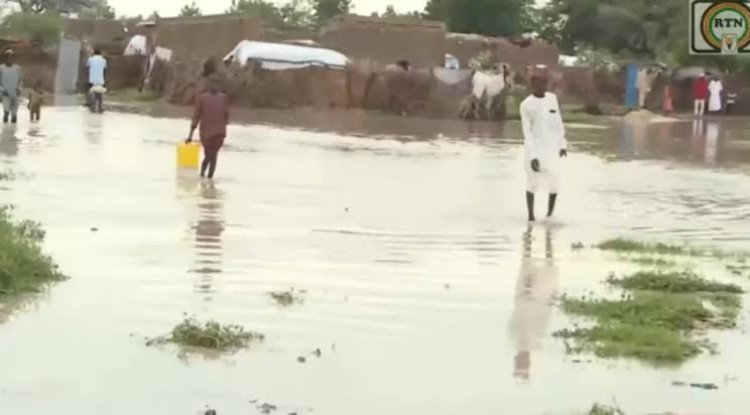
[108,0,430,18]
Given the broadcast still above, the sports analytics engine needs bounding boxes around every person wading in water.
[187,75,230,179]
[519,65,568,222]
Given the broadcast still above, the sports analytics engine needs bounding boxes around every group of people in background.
[0,45,109,125]
[691,73,734,116]
[662,73,736,116]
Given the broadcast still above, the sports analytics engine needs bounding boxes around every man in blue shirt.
[86,48,107,113]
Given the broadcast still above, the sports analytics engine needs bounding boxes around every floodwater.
[1,107,750,415]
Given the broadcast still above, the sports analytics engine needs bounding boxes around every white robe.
[520,92,567,193]
[708,80,723,112]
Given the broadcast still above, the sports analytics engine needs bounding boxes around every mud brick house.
[320,15,447,69]
[153,15,264,60]
[446,33,559,74]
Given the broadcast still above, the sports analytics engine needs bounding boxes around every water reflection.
[705,122,720,165]
[510,224,558,381]
[0,125,19,157]
[191,181,225,299]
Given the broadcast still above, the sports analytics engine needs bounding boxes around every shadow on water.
[510,224,558,382]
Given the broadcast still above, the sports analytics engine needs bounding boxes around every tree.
[78,0,116,19]
[147,10,161,20]
[179,1,202,17]
[227,0,285,27]
[383,5,397,18]
[10,0,108,14]
[424,0,526,37]
[228,0,316,30]
[313,0,351,25]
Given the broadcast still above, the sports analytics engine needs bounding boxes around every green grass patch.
[146,316,265,351]
[598,238,748,261]
[0,206,65,297]
[598,238,693,256]
[618,255,677,268]
[556,270,743,365]
[608,270,742,295]
[269,288,305,307]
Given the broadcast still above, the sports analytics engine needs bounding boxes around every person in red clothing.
[693,73,709,117]
[187,76,230,179]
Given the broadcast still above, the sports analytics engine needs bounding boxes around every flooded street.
[1,107,750,414]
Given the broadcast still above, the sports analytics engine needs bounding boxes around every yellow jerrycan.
[176,141,201,168]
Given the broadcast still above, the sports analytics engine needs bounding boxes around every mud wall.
[162,59,472,119]
[155,15,264,60]
[446,35,559,74]
[163,60,348,109]
[320,16,446,69]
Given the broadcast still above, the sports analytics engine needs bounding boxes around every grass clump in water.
[608,270,742,294]
[556,270,743,365]
[584,403,625,415]
[0,206,65,297]
[598,238,693,256]
[147,316,265,351]
[619,255,677,268]
[269,288,305,307]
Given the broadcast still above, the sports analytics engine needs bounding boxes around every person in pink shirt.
[187,76,230,179]
[693,73,709,117]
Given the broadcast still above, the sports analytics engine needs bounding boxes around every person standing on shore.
[187,76,230,179]
[86,48,107,113]
[0,50,23,124]
[520,66,568,222]
[693,73,709,117]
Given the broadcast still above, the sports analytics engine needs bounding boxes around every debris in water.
[269,289,305,307]
[205,410,217,415]
[145,315,265,351]
[671,381,719,390]
[571,241,585,251]
[297,356,306,364]
[312,348,322,358]
[90,227,98,232]
[257,402,278,414]
[585,403,625,415]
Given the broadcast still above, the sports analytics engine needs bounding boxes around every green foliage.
[0,12,62,45]
[313,0,351,25]
[598,238,693,256]
[608,271,743,295]
[424,0,531,37]
[77,0,116,19]
[147,316,265,351]
[9,0,112,15]
[0,206,65,296]
[227,0,316,30]
[179,1,201,17]
[556,269,743,365]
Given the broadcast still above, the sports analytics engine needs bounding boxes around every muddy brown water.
[1,107,750,415]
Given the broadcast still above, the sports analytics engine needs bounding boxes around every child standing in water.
[663,84,674,114]
[187,76,229,179]
[28,82,43,122]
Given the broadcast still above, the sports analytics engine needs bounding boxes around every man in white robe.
[520,67,568,222]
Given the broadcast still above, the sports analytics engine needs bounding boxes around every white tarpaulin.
[124,35,147,56]
[223,40,349,70]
